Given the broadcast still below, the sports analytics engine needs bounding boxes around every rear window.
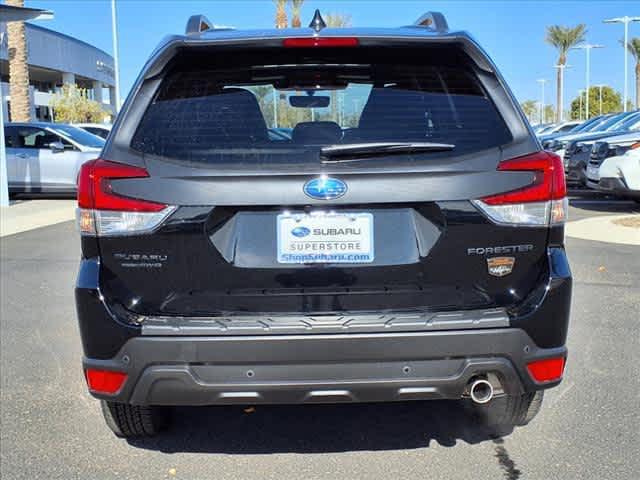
[131,47,512,168]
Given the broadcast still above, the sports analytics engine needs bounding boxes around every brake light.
[472,151,568,226]
[527,357,565,383]
[630,142,640,150]
[78,159,165,211]
[77,159,175,236]
[85,368,128,395]
[283,37,359,48]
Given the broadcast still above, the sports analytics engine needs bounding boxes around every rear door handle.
[16,153,28,159]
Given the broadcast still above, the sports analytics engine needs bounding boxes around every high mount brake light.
[76,159,175,236]
[472,152,568,226]
[283,37,359,48]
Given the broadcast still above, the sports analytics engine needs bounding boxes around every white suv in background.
[587,142,640,201]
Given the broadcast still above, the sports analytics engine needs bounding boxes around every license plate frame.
[277,212,374,264]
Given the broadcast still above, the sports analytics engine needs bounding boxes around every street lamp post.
[536,79,547,124]
[604,16,640,112]
[571,43,604,120]
[594,84,607,115]
[578,89,585,120]
[111,0,121,111]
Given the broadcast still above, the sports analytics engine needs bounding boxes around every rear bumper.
[83,328,566,406]
[588,176,640,198]
[76,248,572,406]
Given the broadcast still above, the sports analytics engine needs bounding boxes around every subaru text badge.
[303,177,347,200]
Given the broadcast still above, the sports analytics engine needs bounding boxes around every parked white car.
[4,122,104,195]
[74,123,112,140]
[586,144,640,201]
[537,120,581,137]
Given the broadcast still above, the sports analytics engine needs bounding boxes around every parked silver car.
[4,122,104,194]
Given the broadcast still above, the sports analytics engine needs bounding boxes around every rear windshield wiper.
[320,142,455,162]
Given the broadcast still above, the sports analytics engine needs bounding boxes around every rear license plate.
[277,212,374,264]
[587,165,600,181]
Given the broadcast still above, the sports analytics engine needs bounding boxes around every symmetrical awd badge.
[486,257,516,277]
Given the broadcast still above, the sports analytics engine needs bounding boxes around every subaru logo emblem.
[303,177,347,200]
[291,226,311,238]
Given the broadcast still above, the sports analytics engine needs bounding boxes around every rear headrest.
[357,86,498,142]
[132,87,269,154]
[34,134,54,148]
[357,87,432,139]
[292,121,342,144]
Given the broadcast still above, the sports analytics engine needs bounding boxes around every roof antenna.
[309,9,326,32]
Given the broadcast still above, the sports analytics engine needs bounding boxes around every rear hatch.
[79,40,565,321]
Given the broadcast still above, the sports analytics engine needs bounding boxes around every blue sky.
[26,0,640,110]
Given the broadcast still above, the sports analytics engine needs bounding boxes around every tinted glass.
[14,127,62,149]
[82,127,110,139]
[4,126,17,147]
[616,112,640,131]
[132,47,512,168]
[51,125,105,148]
[602,113,634,131]
[557,124,578,132]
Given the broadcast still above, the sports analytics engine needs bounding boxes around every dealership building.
[0,22,116,122]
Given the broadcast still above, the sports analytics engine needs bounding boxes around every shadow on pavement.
[568,195,640,215]
[127,400,513,454]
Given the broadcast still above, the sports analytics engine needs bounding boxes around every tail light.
[76,159,175,236]
[527,357,565,383]
[472,151,568,226]
[85,368,128,395]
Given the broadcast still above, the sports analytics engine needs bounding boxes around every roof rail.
[185,15,214,35]
[412,11,449,33]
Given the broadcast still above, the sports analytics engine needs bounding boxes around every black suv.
[75,11,571,437]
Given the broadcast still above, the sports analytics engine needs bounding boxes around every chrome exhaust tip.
[469,378,494,404]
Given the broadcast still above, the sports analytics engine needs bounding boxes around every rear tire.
[100,400,169,437]
[475,391,544,429]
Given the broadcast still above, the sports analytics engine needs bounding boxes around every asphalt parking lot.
[1,195,638,480]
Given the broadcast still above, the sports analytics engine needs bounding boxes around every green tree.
[520,100,538,123]
[569,86,622,120]
[544,104,555,124]
[623,37,640,109]
[324,12,352,28]
[546,24,587,122]
[50,84,108,123]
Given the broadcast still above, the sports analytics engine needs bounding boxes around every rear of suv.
[75,11,571,437]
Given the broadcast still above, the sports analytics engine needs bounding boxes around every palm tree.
[624,38,640,109]
[546,24,587,122]
[275,0,288,29]
[325,13,353,29]
[290,0,304,28]
[6,0,32,121]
